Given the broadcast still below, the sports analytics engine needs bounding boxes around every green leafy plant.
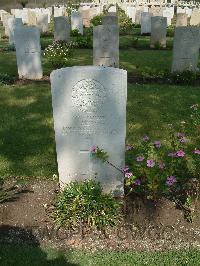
[90,105,200,208]
[54,180,122,229]
[49,16,54,33]
[0,73,16,85]
[167,25,174,37]
[74,35,92,49]
[3,44,15,52]
[44,40,75,69]
[171,71,199,85]
[71,29,81,37]
[90,15,103,26]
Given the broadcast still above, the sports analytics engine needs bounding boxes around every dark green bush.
[133,23,141,28]
[54,180,122,229]
[167,25,174,37]
[170,71,199,85]
[3,44,15,52]
[71,29,82,37]
[74,35,92,49]
[90,15,103,26]
[0,73,16,84]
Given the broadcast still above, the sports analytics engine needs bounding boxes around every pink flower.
[177,133,185,138]
[147,159,155,168]
[91,145,97,153]
[179,137,187,143]
[136,156,145,162]
[176,150,185,157]
[125,172,133,178]
[122,165,129,173]
[126,145,134,151]
[142,136,150,142]
[154,140,161,149]
[134,179,141,186]
[166,176,177,186]
[194,150,200,155]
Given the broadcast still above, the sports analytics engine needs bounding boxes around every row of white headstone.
[123,5,200,26]
[1,10,199,78]
[0,9,87,40]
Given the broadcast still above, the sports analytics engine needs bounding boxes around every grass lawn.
[0,82,200,178]
[0,245,199,266]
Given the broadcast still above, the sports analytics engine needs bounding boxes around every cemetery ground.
[0,24,200,264]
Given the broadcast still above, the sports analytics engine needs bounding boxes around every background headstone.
[54,16,70,42]
[71,11,83,35]
[190,9,200,26]
[93,25,119,68]
[102,15,118,25]
[141,12,152,34]
[14,26,43,79]
[7,17,23,45]
[172,26,200,72]
[176,13,188,27]
[150,16,167,48]
[36,13,48,33]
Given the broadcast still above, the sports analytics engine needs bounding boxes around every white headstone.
[176,13,188,27]
[36,13,49,33]
[7,17,23,45]
[190,9,200,26]
[150,16,167,48]
[14,26,43,79]
[50,66,127,196]
[141,12,152,34]
[172,27,200,72]
[71,11,83,35]
[54,16,70,42]
[93,25,119,68]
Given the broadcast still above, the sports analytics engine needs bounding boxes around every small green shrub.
[44,40,75,69]
[3,44,15,52]
[71,29,81,37]
[0,73,16,85]
[49,16,54,33]
[133,23,141,28]
[119,17,134,35]
[171,71,199,85]
[74,35,92,49]
[84,26,93,36]
[140,68,167,80]
[90,15,103,26]
[54,180,122,229]
[167,25,174,37]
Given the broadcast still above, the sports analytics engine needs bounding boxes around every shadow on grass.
[0,225,78,266]
[0,82,57,177]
